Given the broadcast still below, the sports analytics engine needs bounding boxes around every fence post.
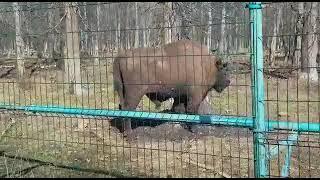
[247,2,267,178]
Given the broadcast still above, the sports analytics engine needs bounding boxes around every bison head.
[213,58,230,93]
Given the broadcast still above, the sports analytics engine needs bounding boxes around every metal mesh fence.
[262,2,320,178]
[0,2,318,178]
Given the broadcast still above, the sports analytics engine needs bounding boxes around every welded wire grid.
[0,2,317,178]
[262,2,320,178]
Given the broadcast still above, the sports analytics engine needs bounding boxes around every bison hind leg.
[111,87,145,138]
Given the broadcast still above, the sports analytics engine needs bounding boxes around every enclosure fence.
[0,2,319,178]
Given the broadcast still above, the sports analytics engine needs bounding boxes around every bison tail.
[113,58,125,110]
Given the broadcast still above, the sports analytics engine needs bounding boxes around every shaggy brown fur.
[112,40,230,136]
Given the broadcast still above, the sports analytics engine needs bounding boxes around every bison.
[112,39,230,137]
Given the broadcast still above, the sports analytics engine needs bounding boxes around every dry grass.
[0,61,319,177]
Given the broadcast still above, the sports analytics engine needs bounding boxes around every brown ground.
[0,57,319,178]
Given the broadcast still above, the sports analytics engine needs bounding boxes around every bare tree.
[134,2,139,48]
[219,2,226,54]
[300,2,319,82]
[207,3,212,52]
[47,3,55,59]
[300,2,318,82]
[294,2,304,66]
[163,2,172,44]
[116,4,121,50]
[94,2,101,66]
[64,2,82,95]
[171,3,179,42]
[269,5,283,67]
[82,2,89,52]
[13,2,25,84]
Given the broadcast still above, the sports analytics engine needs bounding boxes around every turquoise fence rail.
[0,104,319,133]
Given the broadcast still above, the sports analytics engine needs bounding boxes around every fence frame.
[247,2,267,178]
[0,1,320,178]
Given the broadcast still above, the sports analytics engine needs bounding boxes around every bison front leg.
[183,94,204,132]
[171,96,188,113]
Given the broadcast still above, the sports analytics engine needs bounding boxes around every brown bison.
[112,39,230,136]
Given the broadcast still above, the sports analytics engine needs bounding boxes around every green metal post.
[247,2,267,178]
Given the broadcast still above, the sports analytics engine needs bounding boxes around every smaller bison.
[112,40,230,137]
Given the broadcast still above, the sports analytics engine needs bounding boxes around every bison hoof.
[123,129,136,141]
[181,123,194,133]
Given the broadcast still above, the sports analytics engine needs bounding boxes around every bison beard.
[111,40,230,138]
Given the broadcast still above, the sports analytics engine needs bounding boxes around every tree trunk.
[64,2,82,95]
[94,2,101,66]
[57,3,66,70]
[116,5,121,50]
[13,2,25,82]
[269,6,282,67]
[134,2,139,48]
[294,2,304,66]
[207,3,212,53]
[23,3,31,58]
[171,3,178,42]
[140,9,147,48]
[164,2,172,44]
[219,3,226,54]
[125,5,130,49]
[235,16,239,53]
[48,5,55,59]
[301,2,318,82]
[83,2,89,52]
[301,2,310,73]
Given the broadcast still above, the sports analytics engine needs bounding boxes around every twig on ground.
[0,118,17,142]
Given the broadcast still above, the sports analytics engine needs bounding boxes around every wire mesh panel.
[2,2,318,178]
[262,2,320,178]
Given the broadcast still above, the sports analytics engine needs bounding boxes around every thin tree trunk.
[116,4,121,50]
[48,5,55,59]
[126,5,130,49]
[219,3,226,54]
[207,3,212,53]
[294,2,304,66]
[301,2,318,82]
[141,8,147,48]
[13,2,25,82]
[57,3,66,70]
[269,6,282,67]
[64,2,82,95]
[134,2,139,48]
[82,2,89,52]
[200,3,203,43]
[301,2,310,73]
[171,3,178,42]
[94,2,101,66]
[43,41,48,57]
[235,16,239,53]
[164,2,172,44]
[23,3,31,58]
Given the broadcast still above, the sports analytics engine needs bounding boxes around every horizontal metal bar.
[0,104,319,133]
[267,132,299,159]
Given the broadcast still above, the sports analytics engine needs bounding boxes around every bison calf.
[112,40,230,137]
